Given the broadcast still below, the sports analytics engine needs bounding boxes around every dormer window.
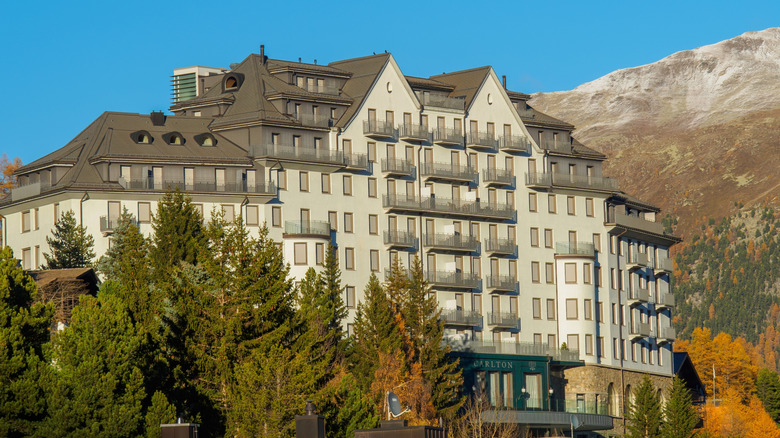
[223,73,243,92]
[226,77,237,89]
[163,132,185,145]
[131,130,153,144]
[195,133,217,147]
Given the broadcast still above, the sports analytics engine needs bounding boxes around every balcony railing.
[383,194,515,220]
[399,124,431,142]
[447,339,581,362]
[656,293,676,311]
[283,220,331,238]
[254,143,345,166]
[383,230,418,249]
[420,162,478,183]
[526,172,619,192]
[484,238,517,256]
[630,322,651,340]
[487,312,519,328]
[440,309,482,327]
[606,212,665,236]
[423,233,479,252]
[425,270,481,289]
[548,399,609,416]
[294,113,332,128]
[302,83,340,95]
[433,127,464,146]
[381,158,415,176]
[343,153,369,170]
[627,252,649,270]
[482,168,515,186]
[485,276,518,293]
[466,131,497,149]
[119,178,276,195]
[100,216,119,233]
[540,139,575,154]
[655,257,673,276]
[659,326,676,344]
[555,241,595,257]
[363,120,396,138]
[419,93,465,110]
[499,135,531,153]
[628,288,650,307]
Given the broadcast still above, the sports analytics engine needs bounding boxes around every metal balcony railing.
[100,216,119,233]
[399,124,431,142]
[628,288,650,307]
[381,158,415,176]
[555,241,595,257]
[549,399,609,416]
[433,127,464,146]
[482,168,515,186]
[383,230,418,248]
[303,83,340,95]
[423,233,480,252]
[540,139,575,154]
[420,162,478,183]
[363,120,396,138]
[343,153,369,170]
[499,135,531,153]
[484,238,517,256]
[283,220,331,238]
[466,131,497,149]
[606,212,666,235]
[446,339,581,362]
[294,113,332,127]
[383,194,515,220]
[487,312,519,328]
[119,178,276,195]
[440,309,482,326]
[525,172,619,192]
[485,276,518,293]
[656,293,676,310]
[425,270,481,289]
[254,143,345,165]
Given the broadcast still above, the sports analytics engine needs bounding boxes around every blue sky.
[1,0,777,164]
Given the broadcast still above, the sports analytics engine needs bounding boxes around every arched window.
[607,382,619,417]
[625,384,633,415]
[131,131,153,144]
[138,133,151,144]
[195,133,217,147]
[163,132,185,145]
[170,134,182,145]
[201,136,213,146]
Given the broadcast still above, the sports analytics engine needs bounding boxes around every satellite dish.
[387,392,410,418]
[570,414,581,430]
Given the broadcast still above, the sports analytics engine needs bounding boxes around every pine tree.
[95,208,140,278]
[757,368,780,423]
[144,391,177,438]
[44,209,95,269]
[0,247,53,437]
[316,372,379,437]
[149,190,203,282]
[626,375,663,438]
[661,377,699,438]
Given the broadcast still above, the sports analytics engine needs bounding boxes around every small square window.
[138,202,152,223]
[567,334,579,351]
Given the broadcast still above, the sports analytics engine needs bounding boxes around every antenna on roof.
[502,75,507,89]
[298,57,301,63]
[387,392,410,419]
[384,50,387,53]
[314,59,317,65]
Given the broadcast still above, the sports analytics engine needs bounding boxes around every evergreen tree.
[95,208,141,279]
[144,391,177,438]
[149,190,203,282]
[757,368,780,423]
[0,247,53,437]
[316,373,379,437]
[321,243,347,353]
[44,209,95,269]
[661,377,699,438]
[626,375,663,438]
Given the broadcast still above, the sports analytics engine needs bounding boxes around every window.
[528,193,537,212]
[321,174,331,194]
[315,243,325,266]
[193,203,204,219]
[610,268,616,289]
[548,194,557,213]
[584,299,593,320]
[293,135,301,147]
[473,294,482,314]
[567,196,575,215]
[368,142,377,162]
[328,211,337,231]
[593,233,601,252]
[278,170,287,190]
[54,203,59,222]
[343,139,352,154]
[370,250,380,272]
[585,334,594,355]
[299,171,309,192]
[548,334,557,348]
[22,211,30,233]
[368,178,377,198]
[610,235,616,254]
[567,334,579,351]
[344,247,355,270]
[530,228,539,247]
[532,298,541,319]
[566,299,578,319]
[583,263,592,284]
[612,303,617,324]
[33,208,38,230]
[246,205,259,226]
[618,269,624,291]
[534,333,542,344]
[272,206,281,227]
[344,213,354,233]
[368,215,378,235]
[597,301,604,323]
[343,175,352,195]
[546,299,556,320]
[294,242,307,265]
[586,198,594,217]
[598,337,605,357]
[595,266,602,287]
[545,263,555,284]
[345,286,356,309]
[531,262,540,283]
[222,205,235,223]
[565,263,577,283]
[614,338,620,359]
[544,229,553,248]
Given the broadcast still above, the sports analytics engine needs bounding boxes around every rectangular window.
[21,248,31,270]
[597,301,604,323]
[566,298,578,319]
[595,266,602,287]
[534,333,542,344]
[345,286,356,309]
[548,334,557,348]
[368,142,376,163]
[618,269,624,291]
[544,229,553,248]
[530,228,539,247]
[565,263,577,284]
[138,202,151,223]
[567,334,579,351]
[612,303,617,325]
[368,178,377,198]
[221,205,235,223]
[321,173,331,194]
[370,250,380,272]
[246,205,259,226]
[368,215,378,235]
[294,242,307,265]
[344,213,354,233]
[344,247,355,270]
[548,194,557,213]
[598,336,605,358]
[583,263,592,284]
[328,211,337,231]
[343,175,352,195]
[584,299,593,320]
[531,261,540,283]
[299,171,309,192]
[532,298,541,319]
[593,233,601,252]
[272,206,281,227]
[610,268,616,289]
[21,211,30,233]
[586,198,595,217]
[528,193,537,212]
[277,170,287,190]
[315,243,325,266]
[613,338,620,359]
[473,294,482,314]
[585,334,594,355]
[545,263,555,284]
[546,299,555,320]
[610,235,616,254]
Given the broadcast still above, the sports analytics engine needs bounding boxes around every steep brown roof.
[267,58,351,77]
[405,75,455,92]
[328,53,391,128]
[518,104,574,129]
[429,67,491,110]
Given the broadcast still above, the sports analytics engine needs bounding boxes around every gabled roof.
[429,66,492,110]
[328,53,391,128]
[518,104,575,130]
[266,58,351,77]
[405,75,455,92]
[571,139,607,159]
[506,89,531,101]
[673,351,706,396]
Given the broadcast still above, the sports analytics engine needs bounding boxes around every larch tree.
[626,375,663,438]
[0,154,21,199]
[44,209,95,269]
[661,377,699,438]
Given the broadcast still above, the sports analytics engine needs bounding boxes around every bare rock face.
[530,28,780,238]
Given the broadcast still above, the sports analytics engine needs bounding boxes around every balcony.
[606,212,665,236]
[499,135,531,153]
[254,143,345,166]
[363,120,396,139]
[440,309,482,327]
[423,233,479,253]
[466,131,497,150]
[399,124,431,142]
[555,241,596,257]
[294,113,332,128]
[283,220,331,239]
[485,276,518,293]
[484,238,517,256]
[381,158,415,177]
[447,339,581,362]
[525,172,619,192]
[383,194,515,220]
[654,257,673,277]
[384,230,418,249]
[433,128,464,146]
[420,162,478,184]
[656,293,676,311]
[548,399,609,416]
[627,252,649,271]
[627,288,650,307]
[658,326,676,345]
[100,216,119,235]
[302,83,340,96]
[487,312,519,329]
[630,322,651,340]
[540,139,575,154]
[482,168,515,186]
[119,178,276,196]
[425,270,481,290]
[343,153,369,170]
[419,93,466,110]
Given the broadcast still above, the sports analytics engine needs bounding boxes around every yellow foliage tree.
[0,154,21,198]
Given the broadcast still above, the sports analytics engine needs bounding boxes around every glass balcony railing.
[487,312,519,328]
[485,276,518,293]
[446,339,581,362]
[555,241,595,257]
[466,131,497,149]
[383,194,515,220]
[399,123,431,142]
[283,220,331,238]
[484,238,517,256]
[526,172,619,192]
[499,135,531,153]
[383,230,418,248]
[343,153,369,170]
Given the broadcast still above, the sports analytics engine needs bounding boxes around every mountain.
[530,27,780,240]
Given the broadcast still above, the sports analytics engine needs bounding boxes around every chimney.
[260,45,266,64]
[295,401,325,438]
[150,111,165,126]
[502,75,507,89]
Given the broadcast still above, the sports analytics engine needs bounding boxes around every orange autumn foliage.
[0,154,21,199]
[370,349,436,426]
[702,389,780,438]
